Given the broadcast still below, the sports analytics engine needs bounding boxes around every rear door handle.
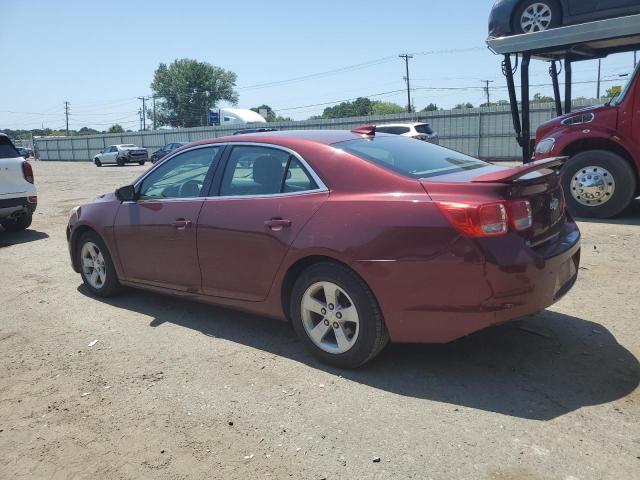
[265,218,292,231]
[171,218,192,230]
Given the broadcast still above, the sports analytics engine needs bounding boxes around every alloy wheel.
[81,241,107,289]
[520,3,553,33]
[300,281,360,355]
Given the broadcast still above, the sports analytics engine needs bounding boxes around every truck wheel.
[1,214,32,232]
[514,1,561,34]
[561,150,636,219]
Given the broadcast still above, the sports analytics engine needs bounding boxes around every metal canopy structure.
[486,14,640,163]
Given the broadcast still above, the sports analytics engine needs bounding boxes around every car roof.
[191,129,371,147]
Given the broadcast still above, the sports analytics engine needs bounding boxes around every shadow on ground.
[576,198,640,226]
[78,285,639,421]
[0,229,49,247]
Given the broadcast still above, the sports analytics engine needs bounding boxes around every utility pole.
[138,108,143,131]
[597,59,602,99]
[138,96,147,130]
[635,51,637,68]
[482,80,494,105]
[64,101,70,136]
[399,53,413,113]
[152,96,156,130]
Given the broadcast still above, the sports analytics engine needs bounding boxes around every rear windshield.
[376,126,410,135]
[335,136,486,179]
[0,136,19,159]
[414,124,434,135]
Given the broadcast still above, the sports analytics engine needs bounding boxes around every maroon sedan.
[67,127,580,368]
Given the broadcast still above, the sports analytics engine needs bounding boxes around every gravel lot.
[1,161,638,480]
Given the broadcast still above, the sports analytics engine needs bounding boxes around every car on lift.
[489,0,640,36]
[0,134,37,232]
[67,127,580,368]
[150,142,188,163]
[93,144,148,167]
[534,61,640,218]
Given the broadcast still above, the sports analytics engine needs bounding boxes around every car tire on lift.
[513,0,562,34]
[561,150,636,219]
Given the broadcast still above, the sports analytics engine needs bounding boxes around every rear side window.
[220,146,318,196]
[335,136,486,179]
[0,136,19,159]
[414,124,434,135]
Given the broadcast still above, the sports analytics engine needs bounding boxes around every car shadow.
[576,198,640,226]
[77,285,639,421]
[0,228,49,247]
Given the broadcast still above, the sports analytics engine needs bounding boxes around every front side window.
[109,146,118,153]
[220,146,318,196]
[138,147,220,200]
[335,136,486,179]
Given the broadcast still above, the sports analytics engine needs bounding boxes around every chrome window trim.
[132,141,328,201]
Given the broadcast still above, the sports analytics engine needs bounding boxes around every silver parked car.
[374,123,439,144]
[93,144,148,167]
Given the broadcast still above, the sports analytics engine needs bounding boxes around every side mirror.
[115,185,136,202]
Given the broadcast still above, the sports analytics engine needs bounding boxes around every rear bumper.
[357,221,581,343]
[0,196,37,219]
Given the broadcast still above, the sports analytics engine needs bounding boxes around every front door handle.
[171,218,192,230]
[265,218,292,231]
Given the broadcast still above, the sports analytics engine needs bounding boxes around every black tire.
[76,231,122,297]
[290,262,389,368]
[513,0,562,34]
[1,214,32,232]
[94,158,102,167]
[561,150,636,219]
[138,160,145,166]
[116,157,125,166]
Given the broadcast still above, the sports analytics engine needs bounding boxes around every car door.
[197,144,329,301]
[113,145,222,291]
[596,0,640,16]
[104,146,119,164]
[565,0,597,17]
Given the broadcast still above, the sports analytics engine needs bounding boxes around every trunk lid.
[0,136,28,198]
[422,159,567,247]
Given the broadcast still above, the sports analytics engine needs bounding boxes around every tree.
[77,126,100,135]
[250,104,293,122]
[454,102,474,109]
[107,124,125,133]
[321,97,374,119]
[605,86,621,98]
[371,102,405,115]
[422,103,439,112]
[151,58,238,128]
[531,93,555,103]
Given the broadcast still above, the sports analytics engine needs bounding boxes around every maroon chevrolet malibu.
[67,127,580,368]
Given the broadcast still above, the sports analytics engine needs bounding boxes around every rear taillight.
[437,200,532,238]
[509,200,533,231]
[22,161,34,184]
[27,196,37,204]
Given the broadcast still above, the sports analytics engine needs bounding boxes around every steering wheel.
[179,179,203,198]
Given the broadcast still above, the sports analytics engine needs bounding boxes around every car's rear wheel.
[290,262,389,368]
[514,1,561,34]
[77,232,121,297]
[1,213,32,232]
[561,150,636,219]
[94,158,102,167]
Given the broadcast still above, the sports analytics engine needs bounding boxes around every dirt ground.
[0,161,638,480]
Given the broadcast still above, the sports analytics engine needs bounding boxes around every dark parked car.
[489,0,640,36]
[151,142,189,163]
[67,127,580,368]
[16,147,29,158]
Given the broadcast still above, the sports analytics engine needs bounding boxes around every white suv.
[375,123,440,144]
[0,134,37,232]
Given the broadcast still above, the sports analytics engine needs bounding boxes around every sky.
[0,0,637,131]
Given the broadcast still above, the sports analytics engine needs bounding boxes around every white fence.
[33,99,600,162]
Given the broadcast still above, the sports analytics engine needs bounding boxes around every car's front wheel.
[77,232,121,297]
[94,158,102,167]
[561,150,636,219]
[514,1,561,34]
[116,157,125,166]
[138,160,145,166]
[290,262,389,368]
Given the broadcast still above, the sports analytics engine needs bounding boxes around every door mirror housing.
[115,184,136,202]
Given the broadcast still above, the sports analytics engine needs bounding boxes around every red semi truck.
[533,62,640,219]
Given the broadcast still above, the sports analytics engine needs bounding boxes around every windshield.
[335,136,487,179]
[609,62,640,106]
